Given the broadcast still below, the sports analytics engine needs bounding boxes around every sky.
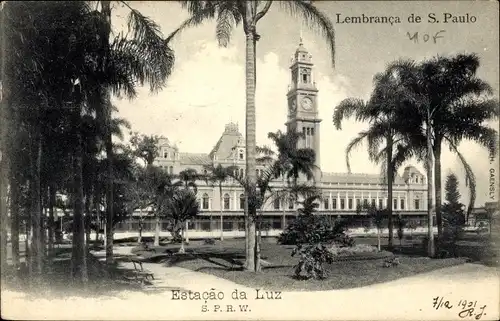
[111,1,499,206]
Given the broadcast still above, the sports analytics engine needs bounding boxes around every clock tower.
[286,39,321,181]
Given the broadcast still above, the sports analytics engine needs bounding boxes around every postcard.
[1,1,499,320]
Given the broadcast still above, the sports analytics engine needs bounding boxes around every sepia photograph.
[0,1,499,320]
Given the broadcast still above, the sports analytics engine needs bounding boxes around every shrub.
[278,215,354,246]
[383,256,401,268]
[292,243,335,279]
[203,238,215,245]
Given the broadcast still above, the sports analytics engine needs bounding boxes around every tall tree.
[444,173,461,205]
[392,54,498,243]
[169,0,335,272]
[333,61,423,250]
[165,188,200,253]
[90,0,175,265]
[129,132,162,167]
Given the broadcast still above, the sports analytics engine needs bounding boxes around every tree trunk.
[48,184,55,257]
[426,111,435,258]
[255,211,262,272]
[138,208,143,244]
[71,129,88,282]
[100,0,114,266]
[9,171,20,269]
[434,142,443,237]
[243,6,257,272]
[94,185,100,244]
[219,185,223,241]
[154,215,160,246]
[30,129,43,276]
[0,156,7,276]
[179,227,185,254]
[377,229,381,251]
[85,195,92,250]
[386,136,394,250]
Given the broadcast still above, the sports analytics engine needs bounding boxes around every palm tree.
[177,168,200,193]
[385,55,498,255]
[228,130,318,271]
[169,0,335,272]
[416,54,497,236]
[165,189,200,253]
[90,0,175,265]
[203,163,232,241]
[333,62,422,250]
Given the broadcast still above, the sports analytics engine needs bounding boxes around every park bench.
[123,258,155,284]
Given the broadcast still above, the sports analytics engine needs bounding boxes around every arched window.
[239,194,246,210]
[273,198,280,210]
[202,193,209,210]
[223,193,230,210]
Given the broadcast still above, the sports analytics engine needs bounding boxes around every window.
[363,199,368,208]
[202,193,209,210]
[223,194,230,210]
[239,153,244,160]
[340,199,345,210]
[163,151,168,159]
[169,166,173,174]
[239,168,244,177]
[323,198,329,210]
[379,199,384,209]
[288,198,294,209]
[400,199,405,210]
[414,199,420,210]
[348,198,353,210]
[306,128,310,135]
[311,128,314,136]
[356,199,361,209]
[302,127,306,135]
[371,199,376,207]
[302,73,307,83]
[239,194,245,210]
[393,198,398,210]
[273,198,280,210]
[332,199,337,209]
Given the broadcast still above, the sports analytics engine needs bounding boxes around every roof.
[321,172,406,185]
[179,153,211,165]
[209,123,244,160]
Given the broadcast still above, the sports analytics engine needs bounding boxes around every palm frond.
[344,132,367,173]
[333,98,366,129]
[445,137,476,221]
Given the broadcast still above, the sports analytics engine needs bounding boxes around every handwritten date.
[433,296,487,320]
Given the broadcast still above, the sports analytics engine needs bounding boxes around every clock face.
[301,97,313,111]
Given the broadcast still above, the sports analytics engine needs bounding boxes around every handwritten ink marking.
[407,30,446,44]
[433,296,453,310]
[432,297,487,320]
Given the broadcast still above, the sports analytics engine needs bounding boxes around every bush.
[278,215,354,247]
[203,238,215,245]
[383,256,401,268]
[328,244,377,256]
[292,243,335,279]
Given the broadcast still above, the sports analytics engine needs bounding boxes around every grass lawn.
[149,238,468,291]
